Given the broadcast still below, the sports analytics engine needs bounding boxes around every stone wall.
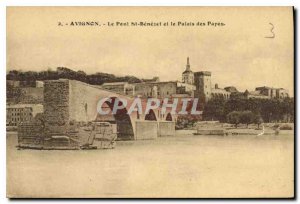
[18,120,44,145]
[134,82,177,98]
[44,79,70,136]
[194,71,212,102]
[69,80,106,122]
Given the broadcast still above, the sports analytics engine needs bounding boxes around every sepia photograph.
[6,6,294,198]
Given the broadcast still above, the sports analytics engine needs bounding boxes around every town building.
[7,80,44,104]
[6,104,43,127]
[100,59,196,99]
[183,58,230,102]
[101,82,135,96]
[211,84,231,100]
[255,86,289,99]
[276,88,289,99]
[99,57,234,103]
[132,81,195,99]
[224,86,239,93]
[224,86,244,99]
[243,90,270,99]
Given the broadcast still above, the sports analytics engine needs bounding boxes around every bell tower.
[182,57,194,85]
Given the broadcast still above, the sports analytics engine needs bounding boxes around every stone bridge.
[43,79,176,140]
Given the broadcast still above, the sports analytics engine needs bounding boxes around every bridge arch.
[145,109,157,121]
[96,97,134,140]
[165,113,173,121]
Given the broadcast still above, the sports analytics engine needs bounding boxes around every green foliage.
[203,98,226,121]
[203,97,294,123]
[226,111,240,128]
[253,114,263,128]
[176,114,202,130]
[227,111,262,128]
[7,67,143,85]
[239,111,255,127]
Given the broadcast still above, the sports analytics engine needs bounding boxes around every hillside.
[6,67,143,85]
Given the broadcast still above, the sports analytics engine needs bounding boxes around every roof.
[249,91,262,96]
[194,71,211,76]
[7,104,43,108]
[224,86,238,92]
[211,88,230,94]
[171,94,191,98]
[102,82,128,86]
[255,86,272,90]
[133,81,178,85]
[182,70,193,74]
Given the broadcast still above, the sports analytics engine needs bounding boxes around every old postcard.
[6,7,294,198]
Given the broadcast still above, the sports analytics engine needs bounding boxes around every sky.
[7,7,294,95]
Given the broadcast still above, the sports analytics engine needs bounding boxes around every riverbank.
[191,122,294,136]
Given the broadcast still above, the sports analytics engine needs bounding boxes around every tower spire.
[186,57,191,71]
[182,57,194,85]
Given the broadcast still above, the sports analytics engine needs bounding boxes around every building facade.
[6,104,43,126]
[244,90,270,99]
[100,82,135,96]
[194,71,212,102]
[255,86,289,99]
[211,84,231,100]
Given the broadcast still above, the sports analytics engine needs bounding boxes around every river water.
[7,130,294,198]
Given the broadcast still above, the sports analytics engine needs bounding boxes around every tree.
[227,111,241,128]
[6,67,144,86]
[240,111,254,128]
[253,114,263,129]
[203,98,226,121]
[176,114,202,130]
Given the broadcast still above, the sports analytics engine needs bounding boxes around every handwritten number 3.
[265,23,275,39]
